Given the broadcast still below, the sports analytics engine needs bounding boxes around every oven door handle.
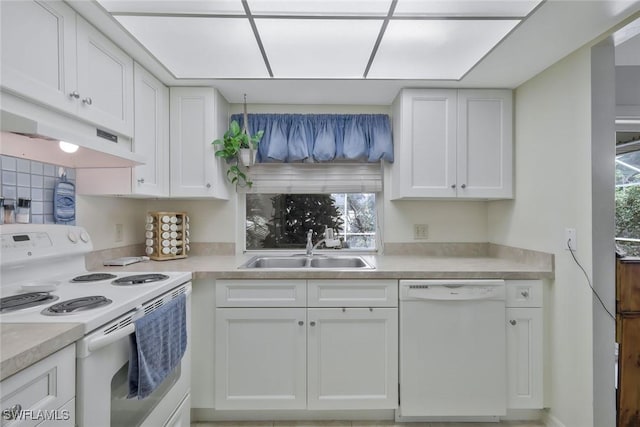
[85,323,136,355]
[78,287,191,357]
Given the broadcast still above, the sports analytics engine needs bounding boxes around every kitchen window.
[245,193,377,251]
[615,133,640,257]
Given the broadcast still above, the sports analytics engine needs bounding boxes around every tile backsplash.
[1,155,76,224]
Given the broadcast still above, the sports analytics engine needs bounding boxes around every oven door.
[76,285,191,427]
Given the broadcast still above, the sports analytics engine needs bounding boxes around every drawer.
[506,280,543,308]
[1,344,75,427]
[216,279,306,307]
[307,280,398,307]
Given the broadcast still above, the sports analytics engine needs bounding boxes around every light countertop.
[1,323,84,381]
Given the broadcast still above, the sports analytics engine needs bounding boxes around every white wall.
[488,47,595,427]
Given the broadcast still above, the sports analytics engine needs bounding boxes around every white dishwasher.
[398,279,506,421]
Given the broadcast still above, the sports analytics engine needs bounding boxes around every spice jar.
[4,202,15,224]
[16,198,31,224]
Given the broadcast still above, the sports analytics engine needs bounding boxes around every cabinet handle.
[69,91,80,99]
[509,320,517,326]
[206,183,211,189]
[298,321,304,326]
[137,178,145,184]
[342,307,346,312]
[3,404,22,420]
[451,184,456,189]
[82,97,92,105]
[461,184,466,189]
[310,321,316,327]
[521,290,529,298]
[369,307,373,312]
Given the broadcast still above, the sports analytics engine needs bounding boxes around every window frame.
[238,192,384,255]
[615,130,640,255]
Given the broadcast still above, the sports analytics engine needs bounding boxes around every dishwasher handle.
[400,284,505,301]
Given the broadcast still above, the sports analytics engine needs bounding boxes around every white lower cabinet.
[307,307,398,410]
[0,344,75,427]
[214,279,398,411]
[505,280,543,409]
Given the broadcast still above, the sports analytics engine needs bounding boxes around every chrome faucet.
[306,229,314,256]
[306,227,341,256]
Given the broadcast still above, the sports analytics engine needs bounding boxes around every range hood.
[0,110,146,168]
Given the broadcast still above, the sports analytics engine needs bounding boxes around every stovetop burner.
[71,273,118,283]
[112,274,170,286]
[42,296,113,315]
[1,292,60,313]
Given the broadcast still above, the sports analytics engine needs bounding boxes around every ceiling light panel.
[256,19,383,78]
[393,0,542,17]
[115,16,269,78]
[98,0,245,15]
[368,19,520,79]
[247,0,393,16]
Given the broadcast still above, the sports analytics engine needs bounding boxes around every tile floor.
[193,421,545,427]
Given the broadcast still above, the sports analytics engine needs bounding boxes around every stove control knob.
[67,231,78,243]
[80,231,90,243]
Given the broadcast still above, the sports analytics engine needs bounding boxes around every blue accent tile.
[31,201,43,215]
[31,174,44,188]
[30,161,43,175]
[31,215,44,224]
[31,188,44,201]
[43,164,56,177]
[43,202,53,214]
[17,187,30,199]
[44,189,54,202]
[17,172,30,187]
[65,168,75,180]
[2,186,16,201]
[16,158,30,173]
[2,171,16,185]
[2,156,16,171]
[44,177,56,190]
[44,215,55,224]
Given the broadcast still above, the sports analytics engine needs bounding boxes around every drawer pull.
[310,321,316,327]
[509,320,517,326]
[298,321,304,326]
[521,290,530,298]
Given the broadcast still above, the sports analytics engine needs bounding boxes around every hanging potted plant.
[212,120,264,188]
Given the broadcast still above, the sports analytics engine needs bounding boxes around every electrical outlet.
[115,224,123,242]
[564,228,576,250]
[414,224,428,240]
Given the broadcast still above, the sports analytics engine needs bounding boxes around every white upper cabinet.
[75,16,134,137]
[132,63,169,197]
[391,88,513,200]
[169,87,230,199]
[0,0,133,137]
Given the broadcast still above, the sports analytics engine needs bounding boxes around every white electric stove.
[0,224,192,427]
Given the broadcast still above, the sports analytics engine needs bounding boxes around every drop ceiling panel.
[115,16,269,78]
[98,0,245,15]
[393,0,541,17]
[368,19,519,79]
[247,0,393,16]
[256,19,383,78]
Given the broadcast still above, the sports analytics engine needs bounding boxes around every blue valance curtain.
[229,113,394,163]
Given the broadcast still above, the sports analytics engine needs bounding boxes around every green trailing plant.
[212,120,264,188]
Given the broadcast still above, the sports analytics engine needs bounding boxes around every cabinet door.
[215,308,307,410]
[307,308,398,410]
[170,87,230,199]
[391,89,457,199]
[132,63,169,197]
[0,0,77,115]
[506,307,543,408]
[457,89,513,199]
[76,16,134,137]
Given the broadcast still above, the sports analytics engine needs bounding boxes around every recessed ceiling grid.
[100,0,544,80]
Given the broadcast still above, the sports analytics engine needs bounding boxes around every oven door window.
[110,360,180,426]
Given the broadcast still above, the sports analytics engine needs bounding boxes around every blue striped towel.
[128,294,187,399]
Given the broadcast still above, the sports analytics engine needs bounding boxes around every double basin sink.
[240,255,374,270]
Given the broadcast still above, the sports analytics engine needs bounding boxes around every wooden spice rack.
[144,211,190,261]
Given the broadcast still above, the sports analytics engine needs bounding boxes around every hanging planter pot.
[239,148,254,167]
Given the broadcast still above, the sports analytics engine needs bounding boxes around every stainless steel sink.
[239,255,374,269]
